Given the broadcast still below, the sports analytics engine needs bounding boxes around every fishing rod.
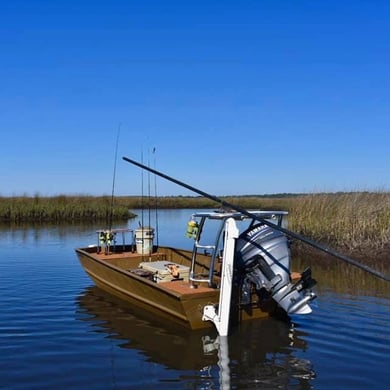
[140,149,145,230]
[147,148,152,231]
[153,147,159,247]
[108,125,121,231]
[122,156,390,282]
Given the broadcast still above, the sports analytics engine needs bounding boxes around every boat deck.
[90,248,217,295]
[160,280,216,295]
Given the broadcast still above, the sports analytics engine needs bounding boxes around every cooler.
[139,261,190,283]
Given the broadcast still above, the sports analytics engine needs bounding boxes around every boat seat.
[129,268,154,281]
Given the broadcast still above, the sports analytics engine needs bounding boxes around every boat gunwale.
[75,246,218,300]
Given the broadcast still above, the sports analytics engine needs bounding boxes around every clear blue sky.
[1,0,389,196]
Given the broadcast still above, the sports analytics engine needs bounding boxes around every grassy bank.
[128,192,390,255]
[1,192,389,256]
[0,195,134,223]
[287,192,390,255]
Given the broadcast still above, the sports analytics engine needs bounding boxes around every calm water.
[1,209,389,389]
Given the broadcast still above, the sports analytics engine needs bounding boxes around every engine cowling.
[235,223,316,315]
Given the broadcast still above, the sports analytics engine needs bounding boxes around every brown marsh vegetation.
[0,195,133,224]
[286,192,390,263]
[136,191,390,259]
[1,192,389,262]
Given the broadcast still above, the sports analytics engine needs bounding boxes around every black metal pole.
[122,156,389,282]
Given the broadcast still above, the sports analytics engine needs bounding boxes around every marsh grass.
[287,192,390,254]
[1,192,389,256]
[0,195,133,223]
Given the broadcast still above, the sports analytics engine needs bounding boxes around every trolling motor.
[235,223,316,315]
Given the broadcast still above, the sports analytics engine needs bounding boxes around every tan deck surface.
[160,280,216,295]
[90,250,216,295]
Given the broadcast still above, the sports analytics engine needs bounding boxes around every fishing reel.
[186,218,199,239]
[99,230,115,245]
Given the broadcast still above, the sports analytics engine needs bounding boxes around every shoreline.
[1,193,389,261]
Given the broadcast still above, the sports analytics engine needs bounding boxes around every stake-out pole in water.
[122,156,390,282]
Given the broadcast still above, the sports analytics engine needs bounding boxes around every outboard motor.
[235,223,316,315]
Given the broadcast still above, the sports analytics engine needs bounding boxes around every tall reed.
[1,192,389,256]
[132,193,389,255]
[287,192,390,253]
[0,195,132,223]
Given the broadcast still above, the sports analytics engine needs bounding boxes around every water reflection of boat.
[76,286,315,386]
[77,286,216,370]
[75,210,316,336]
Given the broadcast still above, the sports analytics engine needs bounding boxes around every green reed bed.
[0,195,133,223]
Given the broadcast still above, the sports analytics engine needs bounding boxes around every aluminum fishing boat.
[76,210,317,335]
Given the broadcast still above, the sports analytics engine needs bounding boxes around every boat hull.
[76,245,276,329]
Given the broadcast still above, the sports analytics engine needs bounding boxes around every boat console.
[188,210,316,335]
